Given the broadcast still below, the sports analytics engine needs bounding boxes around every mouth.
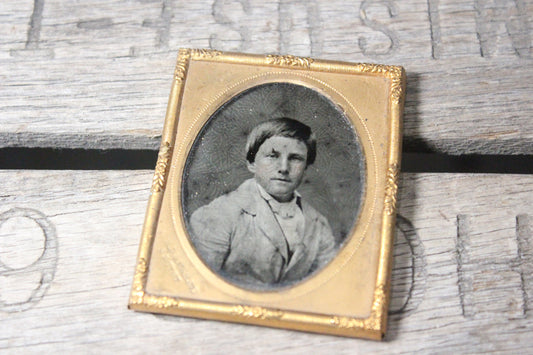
[272,178,291,183]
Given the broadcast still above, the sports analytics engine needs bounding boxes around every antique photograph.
[182,82,365,290]
[130,49,404,339]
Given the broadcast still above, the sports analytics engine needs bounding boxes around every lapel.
[281,199,316,278]
[237,180,289,263]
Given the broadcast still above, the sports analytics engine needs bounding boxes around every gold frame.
[129,48,405,340]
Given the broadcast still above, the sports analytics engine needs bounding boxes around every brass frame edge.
[372,65,406,338]
[128,49,405,341]
[128,48,191,308]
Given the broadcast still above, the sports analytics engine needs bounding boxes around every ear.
[247,161,256,174]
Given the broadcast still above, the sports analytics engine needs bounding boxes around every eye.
[289,155,305,162]
[266,150,279,158]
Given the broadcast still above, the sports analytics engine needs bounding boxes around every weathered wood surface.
[1,0,532,154]
[0,170,532,353]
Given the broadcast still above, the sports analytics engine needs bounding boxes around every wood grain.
[0,0,532,154]
[0,170,532,352]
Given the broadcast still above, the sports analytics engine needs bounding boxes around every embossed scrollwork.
[151,142,172,193]
[231,305,284,320]
[190,48,222,59]
[129,257,148,305]
[266,54,314,68]
[384,163,400,216]
[144,295,182,309]
[174,49,191,82]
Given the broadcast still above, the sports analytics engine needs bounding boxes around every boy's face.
[247,136,308,202]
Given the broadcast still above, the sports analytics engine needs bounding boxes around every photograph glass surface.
[182,82,365,290]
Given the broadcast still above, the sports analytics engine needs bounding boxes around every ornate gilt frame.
[129,48,405,340]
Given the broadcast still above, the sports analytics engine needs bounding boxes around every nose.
[278,157,289,174]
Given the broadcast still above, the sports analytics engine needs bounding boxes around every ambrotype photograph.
[129,49,404,339]
[182,82,365,290]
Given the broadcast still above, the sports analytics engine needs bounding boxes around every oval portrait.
[182,82,365,290]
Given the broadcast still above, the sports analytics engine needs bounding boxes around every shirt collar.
[255,181,302,217]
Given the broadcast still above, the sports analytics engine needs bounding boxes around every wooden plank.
[0,170,532,352]
[0,0,532,154]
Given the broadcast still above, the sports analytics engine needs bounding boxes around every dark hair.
[245,118,316,165]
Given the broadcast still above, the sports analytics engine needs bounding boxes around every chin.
[269,189,294,200]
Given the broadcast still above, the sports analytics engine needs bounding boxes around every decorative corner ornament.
[129,49,405,340]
